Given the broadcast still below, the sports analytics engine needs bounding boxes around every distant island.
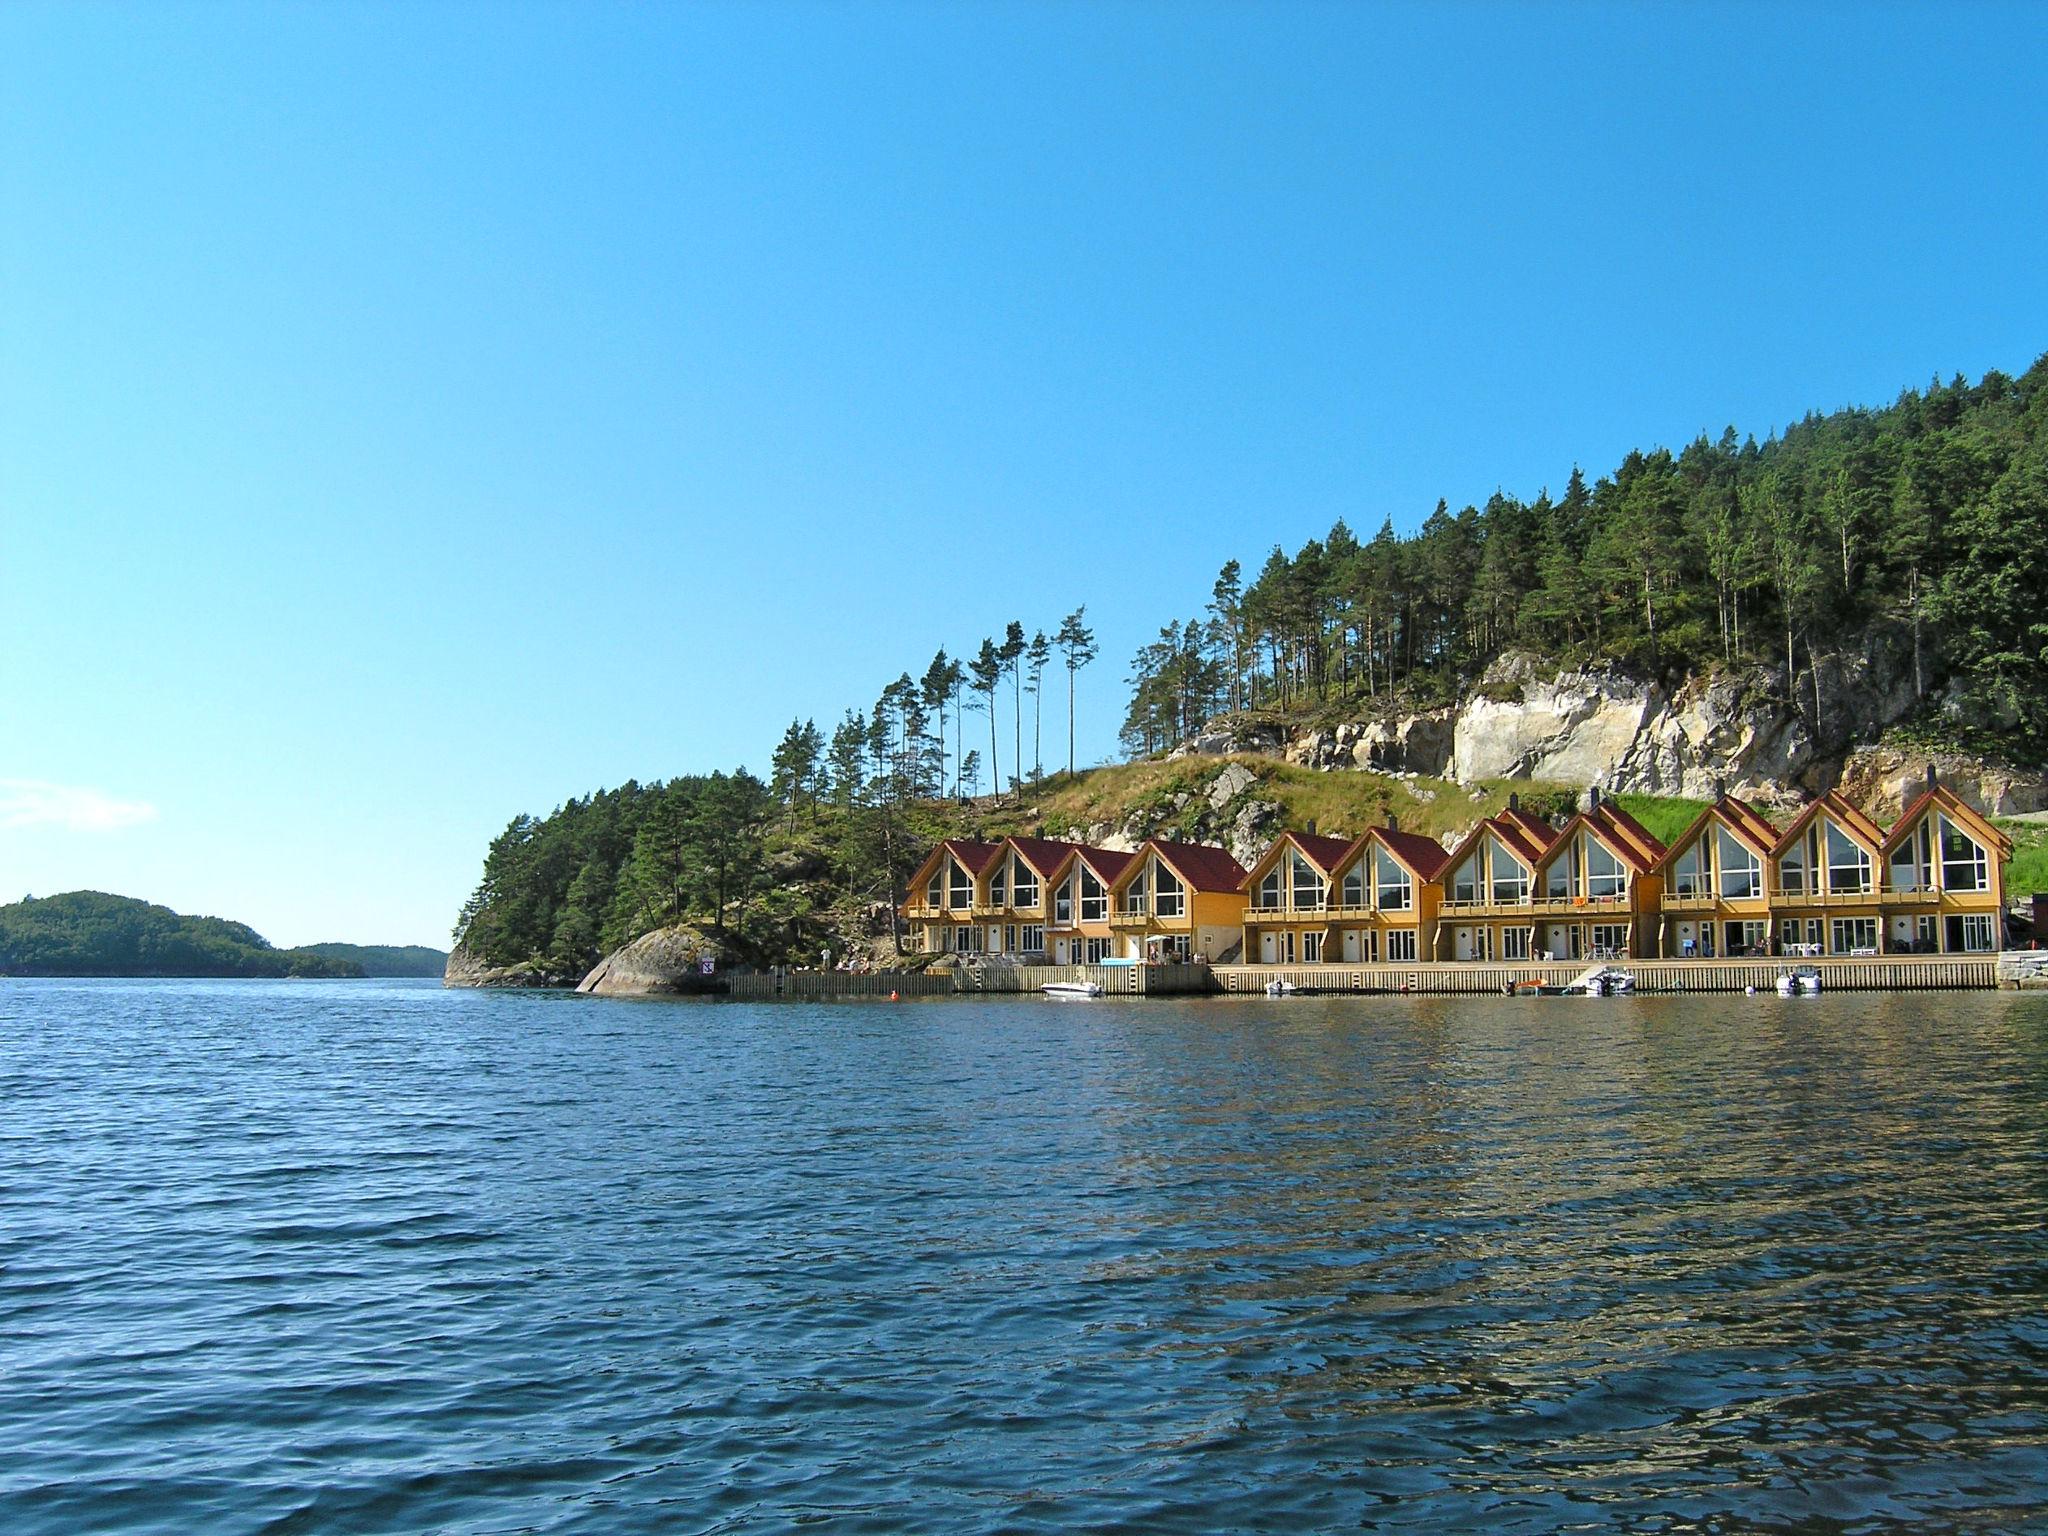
[0,892,448,979]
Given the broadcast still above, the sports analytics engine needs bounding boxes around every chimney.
[1588,786,1602,810]
[1304,818,1317,836]
[1508,792,1520,812]
[1712,777,1726,802]
[1926,763,1939,790]
[1386,813,1398,832]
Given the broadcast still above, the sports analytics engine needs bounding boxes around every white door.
[1260,931,1277,963]
[1454,926,1473,961]
[988,925,1002,953]
[1341,929,1360,962]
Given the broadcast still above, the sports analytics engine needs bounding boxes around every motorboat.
[1775,965,1822,996]
[1564,964,1636,997]
[1264,978,1300,997]
[1041,980,1104,999]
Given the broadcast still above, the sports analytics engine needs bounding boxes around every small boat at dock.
[1041,980,1104,999]
[1776,966,1822,996]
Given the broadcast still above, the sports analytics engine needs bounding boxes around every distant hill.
[0,892,362,978]
[297,942,448,977]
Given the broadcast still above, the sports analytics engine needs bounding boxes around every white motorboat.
[1565,964,1636,996]
[1264,978,1300,997]
[1041,980,1104,999]
[1775,966,1822,996]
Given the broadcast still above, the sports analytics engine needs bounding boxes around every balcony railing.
[1108,910,1152,928]
[1246,902,1326,918]
[1769,888,1882,908]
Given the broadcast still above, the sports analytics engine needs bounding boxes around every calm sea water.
[3,979,2047,1534]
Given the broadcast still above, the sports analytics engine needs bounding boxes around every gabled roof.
[1123,838,1248,894]
[1330,826,1452,883]
[907,838,1002,891]
[1498,805,1561,851]
[1655,794,1780,873]
[1240,829,1353,888]
[1443,813,1548,876]
[1541,804,1665,877]
[1002,836,1092,880]
[1882,782,2013,858]
[1075,846,1136,885]
[1770,790,1885,857]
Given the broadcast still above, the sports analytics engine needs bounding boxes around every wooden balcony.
[1769,888,1882,908]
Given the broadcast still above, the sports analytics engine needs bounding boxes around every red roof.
[1483,815,1552,869]
[1003,836,1093,878]
[939,838,1001,875]
[1499,806,1561,849]
[1571,804,1665,875]
[1770,790,1885,855]
[1287,831,1354,873]
[1718,794,1781,851]
[1077,846,1137,884]
[1380,828,1452,880]
[1144,839,1249,893]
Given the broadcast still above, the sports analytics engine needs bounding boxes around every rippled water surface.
[4,979,2048,1533]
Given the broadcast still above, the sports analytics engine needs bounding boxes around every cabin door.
[1259,931,1277,964]
[1341,929,1360,962]
[1454,926,1474,961]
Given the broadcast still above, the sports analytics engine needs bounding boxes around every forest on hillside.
[1123,356,2048,758]
[456,356,2048,980]
[0,892,363,977]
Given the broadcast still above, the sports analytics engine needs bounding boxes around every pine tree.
[1055,607,1097,779]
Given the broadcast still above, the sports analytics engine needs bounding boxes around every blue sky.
[3,2,2044,948]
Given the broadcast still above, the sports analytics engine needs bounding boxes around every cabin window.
[1080,869,1107,923]
[1012,858,1039,910]
[1670,841,1705,897]
[948,861,973,909]
[1341,868,1364,907]
[1301,931,1322,962]
[1490,842,1530,904]
[1778,829,1816,895]
[1961,913,1996,951]
[1831,916,1877,954]
[1258,868,1282,909]
[1502,926,1531,960]
[1715,827,1760,899]
[1385,929,1417,962]
[1155,864,1185,918]
[1824,822,1871,894]
[954,924,980,952]
[926,871,943,908]
[1374,847,1412,910]
[1054,877,1074,926]
[1591,923,1630,955]
[1291,853,1325,911]
[1021,923,1044,952]
[1583,837,1624,899]
[1125,870,1149,915]
[989,864,1006,907]
[1451,853,1479,904]
[1939,815,1988,892]
[1890,821,1933,893]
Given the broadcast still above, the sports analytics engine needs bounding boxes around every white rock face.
[1837,746,2048,819]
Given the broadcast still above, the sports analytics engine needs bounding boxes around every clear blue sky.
[3,2,2043,948]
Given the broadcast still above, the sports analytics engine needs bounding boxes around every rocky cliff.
[1175,644,2047,818]
[442,945,580,989]
[575,924,734,997]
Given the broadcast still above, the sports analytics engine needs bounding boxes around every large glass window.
[1778,831,1812,895]
[1080,869,1106,923]
[1502,926,1531,960]
[1155,864,1185,918]
[1451,853,1479,904]
[1715,826,1761,899]
[1670,840,1706,897]
[1890,821,1933,893]
[1585,837,1625,899]
[1291,853,1325,911]
[1824,822,1871,894]
[1341,868,1365,908]
[1374,847,1412,911]
[1385,929,1417,962]
[1939,815,1988,892]
[1054,877,1074,926]
[1831,916,1878,954]
[1961,913,1996,952]
[1124,870,1149,915]
[926,871,943,907]
[1258,868,1282,910]
[948,861,972,909]
[989,864,1006,907]
[1491,842,1530,904]
[1591,923,1630,955]
[1012,858,1038,910]
[1021,923,1044,952]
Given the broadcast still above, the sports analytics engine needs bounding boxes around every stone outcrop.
[1836,745,2048,819]
[442,945,578,989]
[575,924,734,997]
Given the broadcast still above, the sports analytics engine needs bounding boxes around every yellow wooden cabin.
[1653,793,1780,957]
[1105,839,1249,962]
